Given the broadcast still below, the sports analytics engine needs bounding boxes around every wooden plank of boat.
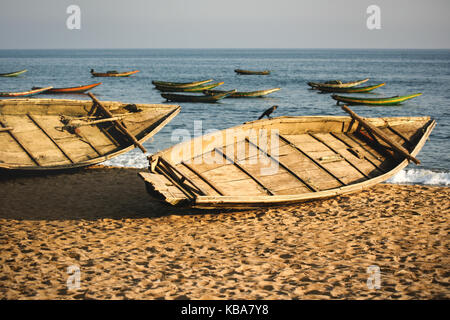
[154,82,224,93]
[138,107,435,209]
[90,70,139,77]
[161,90,237,103]
[152,79,213,88]
[308,78,369,89]
[316,83,385,93]
[203,88,281,98]
[0,69,28,77]
[0,87,53,98]
[235,69,271,75]
[332,93,422,106]
[0,98,180,170]
[32,83,102,94]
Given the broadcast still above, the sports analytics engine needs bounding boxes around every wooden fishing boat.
[90,69,140,77]
[152,79,213,88]
[316,83,385,93]
[0,69,28,77]
[204,88,281,98]
[235,69,271,75]
[0,87,53,98]
[0,96,180,170]
[161,90,237,103]
[138,105,435,209]
[308,78,369,89]
[32,82,102,94]
[332,93,422,106]
[154,82,224,93]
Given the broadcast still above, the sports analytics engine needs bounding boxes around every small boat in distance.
[161,90,237,103]
[154,82,224,93]
[0,87,53,98]
[316,83,385,93]
[152,79,213,88]
[0,97,180,170]
[138,106,435,209]
[308,78,369,89]
[332,93,422,106]
[0,69,28,77]
[32,82,102,94]
[203,88,281,98]
[90,69,139,77]
[235,69,271,75]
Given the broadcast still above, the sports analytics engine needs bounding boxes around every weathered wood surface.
[0,98,180,170]
[140,110,435,209]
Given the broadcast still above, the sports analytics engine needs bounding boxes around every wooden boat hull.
[161,90,236,103]
[317,83,385,93]
[33,83,102,94]
[91,70,139,77]
[0,98,180,170]
[235,69,270,75]
[204,88,281,98]
[152,79,213,88]
[332,93,422,106]
[0,87,53,98]
[308,78,369,89]
[0,69,28,77]
[139,111,435,209]
[155,82,224,93]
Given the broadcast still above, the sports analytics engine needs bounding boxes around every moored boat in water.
[332,93,422,106]
[0,87,53,98]
[203,88,281,98]
[32,82,102,94]
[308,78,369,89]
[161,90,237,103]
[139,106,435,209]
[152,79,213,88]
[316,83,385,93]
[154,82,224,93]
[90,69,140,77]
[235,69,271,75]
[0,69,28,77]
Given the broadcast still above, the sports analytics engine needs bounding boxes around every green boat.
[316,83,385,93]
[203,88,281,98]
[332,93,422,106]
[155,82,224,93]
[235,69,270,75]
[0,69,28,77]
[152,79,213,88]
[161,90,237,103]
[308,78,369,89]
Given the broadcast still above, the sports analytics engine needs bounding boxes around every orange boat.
[32,82,102,94]
[90,69,140,77]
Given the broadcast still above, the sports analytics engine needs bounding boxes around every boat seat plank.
[31,115,105,161]
[331,132,387,169]
[0,132,36,166]
[312,133,382,177]
[1,115,72,166]
[175,162,223,196]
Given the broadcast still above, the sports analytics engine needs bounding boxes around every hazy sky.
[1,0,449,49]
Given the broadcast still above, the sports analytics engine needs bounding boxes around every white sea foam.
[387,169,450,186]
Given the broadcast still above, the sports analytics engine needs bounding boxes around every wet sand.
[0,166,448,299]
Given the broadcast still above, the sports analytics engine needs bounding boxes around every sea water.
[0,49,448,186]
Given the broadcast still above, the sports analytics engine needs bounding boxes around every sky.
[1,0,449,49]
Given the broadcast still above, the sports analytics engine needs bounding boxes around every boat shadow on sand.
[0,166,268,221]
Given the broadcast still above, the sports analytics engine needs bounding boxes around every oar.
[341,105,420,164]
[87,93,147,153]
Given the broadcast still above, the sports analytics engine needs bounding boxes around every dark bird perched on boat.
[258,105,278,120]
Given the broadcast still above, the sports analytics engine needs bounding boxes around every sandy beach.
[0,166,448,300]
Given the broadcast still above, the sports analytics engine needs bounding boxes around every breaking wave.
[387,168,450,186]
